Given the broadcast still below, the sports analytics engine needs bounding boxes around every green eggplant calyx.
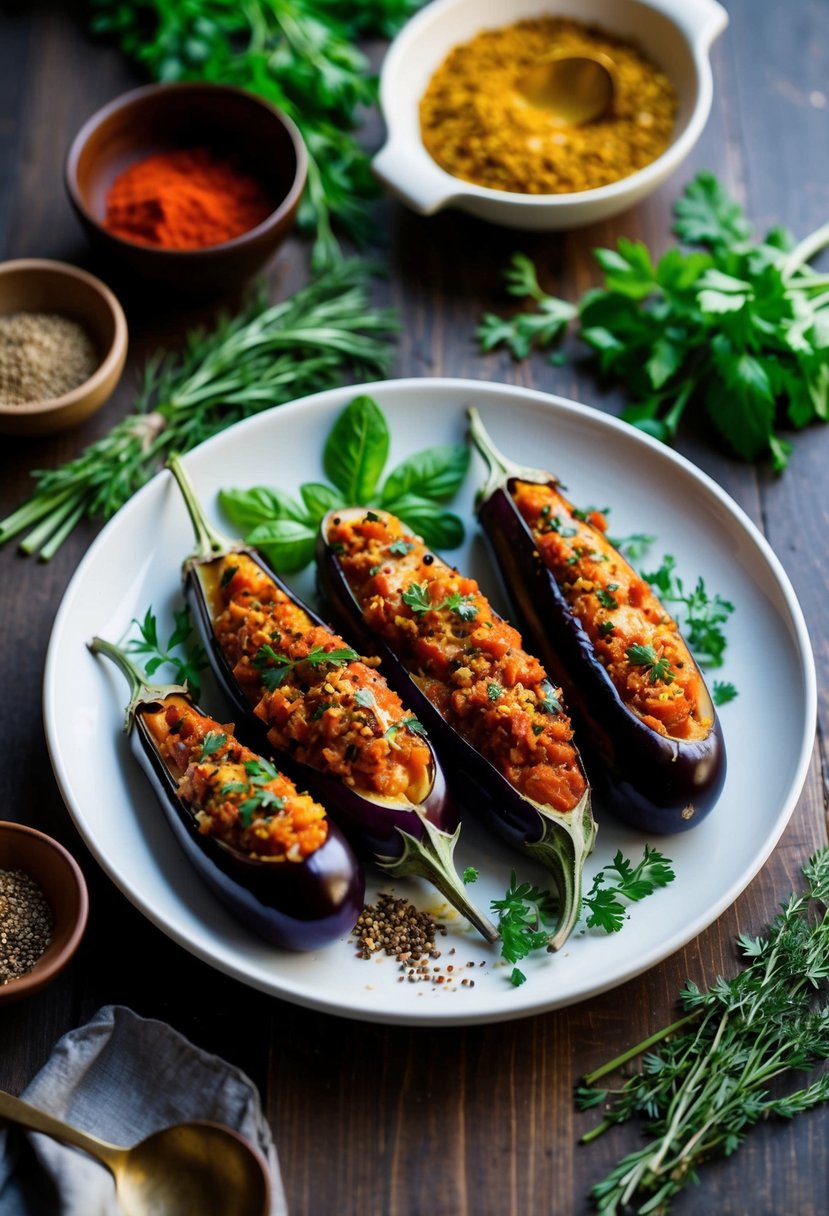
[89,636,188,731]
[467,407,555,504]
[523,788,597,951]
[166,454,248,569]
[376,815,500,944]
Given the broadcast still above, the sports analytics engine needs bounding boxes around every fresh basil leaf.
[381,445,470,505]
[247,519,316,574]
[300,482,345,524]
[323,395,389,503]
[383,493,465,549]
[219,486,307,534]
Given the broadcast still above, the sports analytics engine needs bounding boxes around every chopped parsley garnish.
[384,716,427,740]
[443,591,479,621]
[220,780,248,796]
[463,867,479,884]
[401,582,431,614]
[220,565,238,588]
[582,847,676,933]
[199,731,227,760]
[626,642,675,685]
[595,588,618,610]
[643,554,734,668]
[389,539,415,556]
[364,510,380,522]
[713,680,738,706]
[253,643,359,690]
[532,723,544,736]
[598,620,616,638]
[487,682,503,701]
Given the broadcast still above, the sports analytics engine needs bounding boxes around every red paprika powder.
[104,146,275,250]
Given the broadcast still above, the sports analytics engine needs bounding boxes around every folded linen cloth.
[0,1005,287,1216]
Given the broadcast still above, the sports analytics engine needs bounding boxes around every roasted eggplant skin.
[130,703,364,950]
[315,507,596,950]
[182,545,455,860]
[469,413,726,835]
[90,640,364,952]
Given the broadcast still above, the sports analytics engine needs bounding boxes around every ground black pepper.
[0,868,53,984]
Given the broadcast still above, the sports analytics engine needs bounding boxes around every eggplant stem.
[166,454,244,565]
[467,407,552,503]
[523,788,597,951]
[376,816,500,943]
[88,636,187,729]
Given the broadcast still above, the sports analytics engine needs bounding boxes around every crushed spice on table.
[0,311,98,405]
[420,16,676,195]
[0,868,53,984]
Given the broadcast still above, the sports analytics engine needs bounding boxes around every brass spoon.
[0,1088,271,1216]
[516,52,615,125]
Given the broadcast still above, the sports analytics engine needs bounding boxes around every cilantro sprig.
[477,172,829,470]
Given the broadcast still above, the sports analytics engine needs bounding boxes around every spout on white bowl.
[659,0,728,51]
[373,140,460,217]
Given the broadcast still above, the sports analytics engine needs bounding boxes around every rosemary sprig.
[0,262,397,560]
[578,848,829,1213]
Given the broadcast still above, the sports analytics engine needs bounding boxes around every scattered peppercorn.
[0,312,98,405]
[354,892,444,965]
[0,868,53,984]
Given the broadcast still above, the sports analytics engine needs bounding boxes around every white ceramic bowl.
[373,0,728,229]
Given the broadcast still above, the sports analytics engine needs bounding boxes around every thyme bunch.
[578,848,829,1213]
[0,261,397,559]
[91,0,423,268]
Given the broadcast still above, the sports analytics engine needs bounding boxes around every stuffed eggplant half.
[317,506,596,951]
[90,637,363,950]
[467,408,726,835]
[166,457,497,943]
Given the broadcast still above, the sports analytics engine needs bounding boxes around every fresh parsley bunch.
[478,173,829,470]
[219,394,470,572]
[91,0,423,268]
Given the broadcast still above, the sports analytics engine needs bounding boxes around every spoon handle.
[0,1088,122,1172]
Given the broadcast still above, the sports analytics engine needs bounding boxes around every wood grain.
[0,3,827,1214]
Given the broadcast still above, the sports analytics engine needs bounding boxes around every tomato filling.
[141,695,328,860]
[511,480,711,740]
[327,511,587,814]
[204,553,432,804]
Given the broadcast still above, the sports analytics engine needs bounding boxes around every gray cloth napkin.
[0,1004,287,1216]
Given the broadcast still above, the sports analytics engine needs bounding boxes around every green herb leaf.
[582,846,675,933]
[713,680,739,705]
[126,605,207,700]
[463,867,479,884]
[323,395,389,503]
[491,872,558,965]
[401,582,431,614]
[381,444,470,504]
[626,642,675,685]
[199,731,227,760]
[247,518,317,575]
[218,486,307,534]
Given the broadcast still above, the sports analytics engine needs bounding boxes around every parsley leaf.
[401,582,431,614]
[477,173,829,469]
[199,731,227,761]
[713,680,739,706]
[491,873,558,965]
[642,555,734,667]
[626,642,675,685]
[126,606,207,701]
[582,847,676,933]
[254,643,358,690]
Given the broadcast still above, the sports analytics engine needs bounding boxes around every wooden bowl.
[0,259,128,437]
[65,82,308,293]
[0,821,89,1005]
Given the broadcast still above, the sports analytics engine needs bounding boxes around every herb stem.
[782,219,829,279]
[582,1012,700,1087]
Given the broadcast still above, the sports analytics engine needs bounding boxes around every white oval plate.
[44,379,816,1026]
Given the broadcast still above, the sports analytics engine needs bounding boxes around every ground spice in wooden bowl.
[0,868,53,985]
[104,146,276,250]
[420,16,677,195]
[0,311,98,405]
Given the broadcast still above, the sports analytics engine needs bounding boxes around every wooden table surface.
[1,3,827,1213]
